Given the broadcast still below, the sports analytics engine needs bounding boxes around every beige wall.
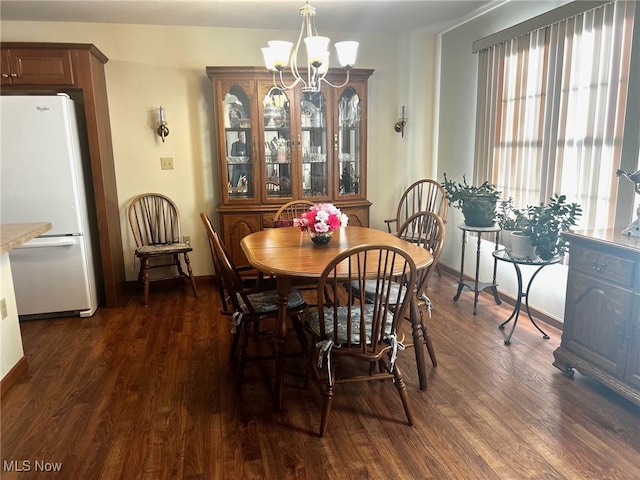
[1,21,439,281]
[0,254,24,379]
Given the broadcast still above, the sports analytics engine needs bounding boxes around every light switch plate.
[160,157,174,170]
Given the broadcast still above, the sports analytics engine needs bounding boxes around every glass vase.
[309,230,333,245]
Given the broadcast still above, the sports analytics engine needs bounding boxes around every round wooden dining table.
[241,225,434,410]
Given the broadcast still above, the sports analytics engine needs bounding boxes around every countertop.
[0,223,52,255]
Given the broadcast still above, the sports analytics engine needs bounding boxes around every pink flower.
[294,203,348,233]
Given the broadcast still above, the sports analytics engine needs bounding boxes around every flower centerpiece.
[294,203,349,245]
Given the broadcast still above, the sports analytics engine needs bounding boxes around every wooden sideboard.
[553,229,640,405]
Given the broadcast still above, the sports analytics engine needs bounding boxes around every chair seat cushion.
[244,288,306,314]
[273,220,294,228]
[137,242,192,256]
[349,280,433,321]
[306,304,393,344]
[349,280,406,303]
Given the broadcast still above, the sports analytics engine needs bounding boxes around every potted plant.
[443,173,501,227]
[525,194,582,260]
[496,197,528,250]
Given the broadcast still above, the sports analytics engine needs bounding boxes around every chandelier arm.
[320,69,352,89]
[273,70,300,91]
[290,12,309,91]
[317,65,329,84]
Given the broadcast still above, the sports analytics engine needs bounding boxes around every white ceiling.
[0,0,499,34]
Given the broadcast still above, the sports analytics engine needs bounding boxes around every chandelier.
[261,2,359,93]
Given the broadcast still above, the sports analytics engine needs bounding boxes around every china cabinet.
[1,42,126,308]
[553,229,640,406]
[206,66,373,265]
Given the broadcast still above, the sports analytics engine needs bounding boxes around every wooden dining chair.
[305,244,418,437]
[200,211,308,387]
[128,193,197,305]
[200,212,264,317]
[384,179,448,234]
[273,200,319,298]
[396,211,446,368]
[348,211,446,387]
[384,179,447,278]
[273,200,315,227]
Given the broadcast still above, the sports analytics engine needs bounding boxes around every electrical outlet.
[160,157,174,170]
[1,298,7,320]
[183,235,191,245]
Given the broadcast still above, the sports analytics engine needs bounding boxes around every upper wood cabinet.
[1,42,126,308]
[206,66,373,265]
[1,47,75,86]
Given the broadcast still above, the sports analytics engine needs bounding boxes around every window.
[474,1,636,230]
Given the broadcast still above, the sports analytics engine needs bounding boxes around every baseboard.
[124,274,217,288]
[1,356,28,398]
[438,263,564,331]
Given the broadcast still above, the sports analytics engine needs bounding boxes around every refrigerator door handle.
[16,237,78,249]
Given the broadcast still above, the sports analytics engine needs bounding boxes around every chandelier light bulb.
[335,41,359,68]
[268,41,294,70]
[261,47,277,72]
[304,36,330,67]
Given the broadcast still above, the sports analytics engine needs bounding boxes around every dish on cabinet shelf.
[301,99,319,117]
[338,97,348,126]
[228,104,245,127]
[223,94,247,128]
[227,156,250,164]
[303,153,326,163]
[264,103,286,128]
[342,96,360,127]
[302,100,323,127]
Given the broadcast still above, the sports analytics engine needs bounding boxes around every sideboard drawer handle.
[591,259,608,272]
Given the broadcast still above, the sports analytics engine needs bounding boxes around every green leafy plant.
[524,194,582,260]
[443,173,501,227]
[496,197,528,231]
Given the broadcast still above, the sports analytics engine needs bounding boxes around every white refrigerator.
[1,94,99,318]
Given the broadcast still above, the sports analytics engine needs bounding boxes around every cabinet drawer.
[341,206,369,227]
[569,246,634,287]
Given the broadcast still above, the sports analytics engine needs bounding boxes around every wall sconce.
[157,106,169,142]
[394,105,408,137]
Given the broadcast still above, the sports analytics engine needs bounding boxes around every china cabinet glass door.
[223,85,253,198]
[337,87,361,196]
[262,87,292,199]
[301,91,329,198]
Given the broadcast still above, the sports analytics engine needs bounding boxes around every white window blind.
[474,0,636,230]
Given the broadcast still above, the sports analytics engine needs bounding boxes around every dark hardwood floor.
[2,272,639,479]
